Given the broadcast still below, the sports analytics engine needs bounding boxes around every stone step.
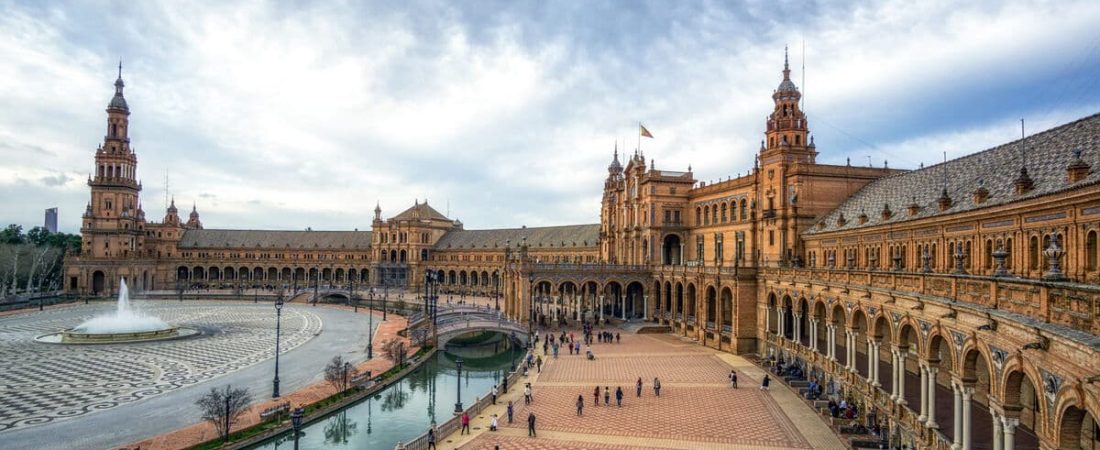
[788,380,809,388]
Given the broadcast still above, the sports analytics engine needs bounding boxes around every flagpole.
[637,122,642,156]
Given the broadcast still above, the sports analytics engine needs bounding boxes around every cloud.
[0,1,1098,234]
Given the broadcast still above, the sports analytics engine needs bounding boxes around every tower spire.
[783,45,791,80]
[118,60,122,79]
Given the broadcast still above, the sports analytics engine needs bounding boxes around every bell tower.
[82,63,145,258]
[761,47,816,164]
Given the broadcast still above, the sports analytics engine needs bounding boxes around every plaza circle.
[0,301,322,434]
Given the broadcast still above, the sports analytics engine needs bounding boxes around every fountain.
[36,279,199,344]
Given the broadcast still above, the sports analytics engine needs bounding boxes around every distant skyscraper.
[44,207,58,233]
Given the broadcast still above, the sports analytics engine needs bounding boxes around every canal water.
[252,337,523,450]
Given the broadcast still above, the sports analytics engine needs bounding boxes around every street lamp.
[527,274,535,344]
[494,274,500,311]
[382,286,388,320]
[454,357,464,414]
[290,406,304,450]
[273,290,285,398]
[367,288,374,360]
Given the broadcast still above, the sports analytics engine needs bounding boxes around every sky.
[1,0,1099,234]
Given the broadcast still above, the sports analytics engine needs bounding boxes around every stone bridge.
[409,305,529,348]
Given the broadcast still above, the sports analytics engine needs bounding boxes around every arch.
[1001,363,1044,446]
[1088,230,1098,271]
[1055,403,1097,450]
[92,270,106,295]
[399,250,407,263]
[390,250,398,263]
[739,199,747,221]
[208,266,221,281]
[850,309,870,377]
[686,283,697,319]
[662,234,683,265]
[664,281,672,314]
[281,267,292,281]
[705,286,717,326]
[294,267,306,281]
[781,295,794,339]
[254,267,264,281]
[267,267,278,281]
[192,266,206,280]
[675,282,684,317]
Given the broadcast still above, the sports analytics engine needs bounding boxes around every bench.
[259,402,290,420]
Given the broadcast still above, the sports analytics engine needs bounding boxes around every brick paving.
[442,325,845,450]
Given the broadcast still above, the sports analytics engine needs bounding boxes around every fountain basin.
[35,327,201,344]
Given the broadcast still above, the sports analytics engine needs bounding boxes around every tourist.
[761,374,770,391]
[636,377,643,397]
[616,332,621,343]
[507,400,514,424]
[524,383,533,405]
[576,394,584,416]
[536,355,542,373]
[729,370,738,388]
[461,412,470,434]
[603,386,610,405]
[492,384,499,404]
[552,342,559,358]
[653,377,661,397]
[503,376,509,393]
[527,412,537,437]
[427,425,437,449]
[594,385,600,405]
[490,413,499,431]
[615,386,623,407]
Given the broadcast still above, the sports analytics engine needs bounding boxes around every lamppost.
[367,288,374,360]
[350,272,357,312]
[382,286,388,320]
[494,275,500,311]
[273,290,285,398]
[290,406,304,450]
[312,266,319,306]
[453,357,464,414]
[527,274,535,345]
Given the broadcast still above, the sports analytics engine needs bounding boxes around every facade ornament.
[918,320,930,336]
[950,330,965,352]
[1042,231,1068,281]
[891,312,901,326]
[952,245,967,275]
[992,243,1010,277]
[867,306,877,316]
[990,346,1007,370]
[1039,368,1063,410]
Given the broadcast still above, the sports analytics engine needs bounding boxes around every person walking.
[524,383,533,405]
[636,377,643,397]
[502,376,509,393]
[527,412,537,437]
[653,377,661,397]
[576,394,584,416]
[616,332,621,343]
[594,385,600,405]
[490,413,499,432]
[730,370,738,388]
[507,400,514,424]
[427,425,437,450]
[761,374,771,391]
[492,384,499,404]
[461,412,470,435]
[536,356,542,373]
[615,386,623,407]
[603,386,610,405]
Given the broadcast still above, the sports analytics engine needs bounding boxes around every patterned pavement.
[441,330,844,450]
[0,301,321,433]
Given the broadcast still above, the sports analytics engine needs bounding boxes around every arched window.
[720,203,727,222]
[740,200,747,220]
[795,135,801,145]
[111,123,117,137]
[704,207,710,225]
[984,240,993,270]
[1088,231,1098,271]
[696,207,702,225]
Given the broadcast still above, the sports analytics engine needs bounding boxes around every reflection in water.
[250,333,523,450]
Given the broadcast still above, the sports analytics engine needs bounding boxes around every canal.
[252,335,524,450]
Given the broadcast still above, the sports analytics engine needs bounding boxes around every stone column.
[961,387,974,450]
[1001,417,1018,450]
[598,295,604,322]
[793,314,801,343]
[870,341,881,387]
[897,350,907,405]
[926,366,939,428]
[890,349,900,401]
[849,331,858,372]
[990,409,1003,450]
[776,305,784,336]
[809,319,817,351]
[918,363,929,422]
[643,294,648,320]
[764,306,771,334]
[827,324,837,360]
[866,338,876,383]
[951,383,963,450]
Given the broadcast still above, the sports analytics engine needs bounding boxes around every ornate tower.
[81,64,146,259]
[761,47,816,164]
[600,147,624,262]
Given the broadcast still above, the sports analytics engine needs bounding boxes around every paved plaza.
[0,300,374,450]
[441,330,845,450]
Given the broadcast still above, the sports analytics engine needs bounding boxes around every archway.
[721,287,733,333]
[813,300,828,357]
[897,323,920,408]
[662,234,682,265]
[851,309,869,378]
[675,282,684,319]
[626,281,645,320]
[1057,405,1097,450]
[961,347,995,450]
[926,334,955,440]
[705,286,717,329]
[1002,369,1043,449]
[92,271,106,295]
[686,283,697,321]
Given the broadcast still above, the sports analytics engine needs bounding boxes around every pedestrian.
[636,377,643,397]
[653,377,661,397]
[507,400,514,423]
[490,413,499,431]
[492,384,499,404]
[615,386,623,407]
[503,376,509,393]
[536,356,542,373]
[524,383,533,405]
[616,332,621,343]
[576,394,584,416]
[761,374,770,391]
[594,385,600,405]
[731,370,738,388]
[461,412,470,434]
[552,343,559,359]
[527,412,537,437]
[427,424,437,450]
[603,386,610,405]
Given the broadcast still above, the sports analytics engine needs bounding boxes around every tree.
[0,224,23,244]
[380,338,407,367]
[195,385,253,443]
[26,226,50,246]
[323,355,358,392]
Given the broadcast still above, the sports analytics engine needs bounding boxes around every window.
[768,230,775,246]
[1029,236,1039,270]
[740,200,747,221]
[721,204,728,222]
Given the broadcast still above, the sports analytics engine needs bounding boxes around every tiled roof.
[434,224,600,250]
[807,112,1100,235]
[178,229,373,249]
[392,202,449,221]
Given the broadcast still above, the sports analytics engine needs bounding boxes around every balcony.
[761,209,776,219]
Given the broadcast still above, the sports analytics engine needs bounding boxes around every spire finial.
[783,45,791,80]
[118,60,122,79]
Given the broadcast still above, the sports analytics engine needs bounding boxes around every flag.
[639,124,653,138]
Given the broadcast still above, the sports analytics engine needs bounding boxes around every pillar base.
[926,421,938,429]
